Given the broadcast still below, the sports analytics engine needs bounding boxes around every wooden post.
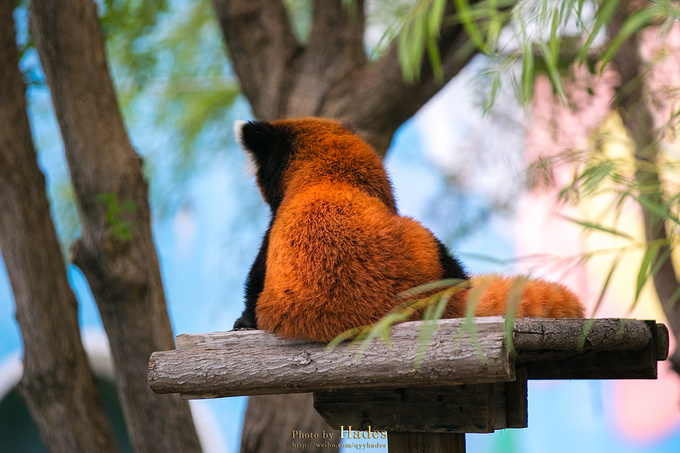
[388,433,465,453]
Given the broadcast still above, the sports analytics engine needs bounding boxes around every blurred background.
[1,0,679,452]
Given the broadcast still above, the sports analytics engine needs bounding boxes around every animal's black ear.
[235,120,282,156]
[234,120,294,211]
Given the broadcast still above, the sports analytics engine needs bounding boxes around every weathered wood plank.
[149,318,513,398]
[313,367,528,434]
[313,384,507,433]
[513,318,651,355]
[148,318,668,398]
[514,320,668,379]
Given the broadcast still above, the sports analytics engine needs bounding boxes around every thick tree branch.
[29,1,201,451]
[286,0,367,116]
[610,6,680,376]
[330,3,477,155]
[0,2,119,451]
[214,0,482,155]
[212,0,303,119]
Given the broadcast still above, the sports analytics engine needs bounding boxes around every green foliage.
[99,0,241,217]
[106,0,239,154]
[97,193,137,241]
[99,0,170,93]
[502,275,526,356]
[326,278,526,367]
[393,0,679,106]
[396,0,515,84]
[326,279,470,357]
[535,142,680,314]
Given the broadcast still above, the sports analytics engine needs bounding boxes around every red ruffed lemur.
[233,118,584,342]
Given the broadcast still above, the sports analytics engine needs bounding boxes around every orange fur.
[468,275,584,318]
[240,118,584,342]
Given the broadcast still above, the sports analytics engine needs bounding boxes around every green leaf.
[600,6,661,66]
[454,0,491,53]
[549,7,561,58]
[648,246,672,286]
[396,278,469,300]
[579,0,622,62]
[96,192,137,241]
[538,40,566,101]
[426,30,444,84]
[632,194,680,226]
[485,0,501,49]
[665,284,680,310]
[518,18,535,105]
[559,215,634,240]
[465,276,492,318]
[503,276,528,357]
[633,244,658,310]
[398,23,414,82]
[593,253,623,316]
[577,318,597,350]
[415,295,446,368]
[428,0,447,34]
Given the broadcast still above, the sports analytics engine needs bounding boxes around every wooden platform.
[148,317,669,451]
[149,317,668,397]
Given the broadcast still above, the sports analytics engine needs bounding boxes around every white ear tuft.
[234,120,257,178]
[243,151,258,178]
[233,120,247,148]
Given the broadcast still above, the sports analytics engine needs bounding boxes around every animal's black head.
[234,118,396,214]
[234,120,296,212]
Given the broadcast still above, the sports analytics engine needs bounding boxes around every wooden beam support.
[313,367,528,434]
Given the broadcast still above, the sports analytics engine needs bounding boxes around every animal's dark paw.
[233,316,257,330]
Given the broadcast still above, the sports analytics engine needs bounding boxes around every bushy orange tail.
[466,274,585,318]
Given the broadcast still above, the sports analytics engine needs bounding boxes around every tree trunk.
[610,5,680,376]
[29,1,202,451]
[241,394,339,453]
[0,2,119,451]
[212,1,484,451]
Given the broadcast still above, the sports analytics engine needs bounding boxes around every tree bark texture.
[240,393,337,453]
[149,318,514,397]
[210,1,486,451]
[609,5,680,376]
[29,1,201,451]
[0,2,120,452]
[213,0,479,156]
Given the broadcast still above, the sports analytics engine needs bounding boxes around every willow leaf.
[559,215,634,240]
[600,6,661,66]
[593,253,623,316]
[579,0,621,62]
[633,244,658,310]
[454,0,490,53]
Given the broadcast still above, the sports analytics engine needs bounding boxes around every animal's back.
[256,182,453,341]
